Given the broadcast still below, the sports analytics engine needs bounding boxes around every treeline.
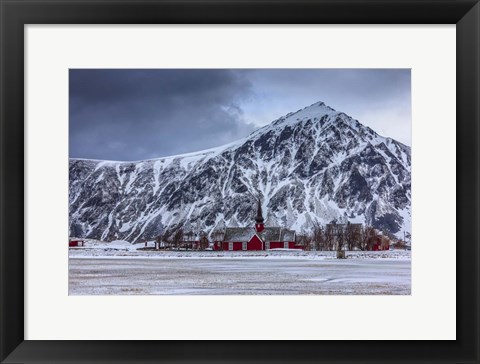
[149,222,395,252]
[299,222,388,251]
[153,228,209,250]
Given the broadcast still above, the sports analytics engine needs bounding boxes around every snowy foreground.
[69,242,411,295]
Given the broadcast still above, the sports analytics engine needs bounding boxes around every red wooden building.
[69,239,84,247]
[372,236,390,251]
[213,200,302,251]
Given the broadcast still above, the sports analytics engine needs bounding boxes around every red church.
[213,201,302,251]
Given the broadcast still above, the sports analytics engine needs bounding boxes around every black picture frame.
[1,1,479,363]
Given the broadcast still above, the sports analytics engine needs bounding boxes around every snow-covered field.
[69,244,411,295]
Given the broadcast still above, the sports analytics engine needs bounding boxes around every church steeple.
[255,199,265,233]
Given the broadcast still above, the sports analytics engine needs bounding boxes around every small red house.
[69,239,84,247]
[372,236,390,251]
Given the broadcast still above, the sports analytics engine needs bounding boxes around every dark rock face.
[69,101,411,242]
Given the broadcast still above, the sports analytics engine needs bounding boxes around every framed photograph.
[1,0,478,363]
[68,68,413,296]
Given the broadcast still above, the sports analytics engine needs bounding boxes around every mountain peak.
[69,99,411,242]
[309,100,335,111]
[268,100,338,129]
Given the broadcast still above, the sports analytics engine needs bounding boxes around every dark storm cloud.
[70,69,411,161]
[69,69,256,161]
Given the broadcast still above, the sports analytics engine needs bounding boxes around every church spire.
[256,199,264,223]
[255,199,265,233]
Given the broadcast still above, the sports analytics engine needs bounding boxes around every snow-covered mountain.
[69,101,411,242]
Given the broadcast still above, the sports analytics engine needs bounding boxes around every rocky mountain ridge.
[69,101,411,242]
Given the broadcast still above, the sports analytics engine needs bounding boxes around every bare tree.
[295,233,312,251]
[358,225,370,251]
[336,227,345,251]
[183,230,195,250]
[160,230,168,249]
[358,225,379,251]
[324,224,335,251]
[199,234,209,250]
[312,222,325,251]
[162,229,174,250]
[172,228,184,250]
[345,223,361,251]
[380,235,391,250]
[369,228,381,251]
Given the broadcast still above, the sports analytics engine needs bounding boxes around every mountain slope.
[69,101,411,242]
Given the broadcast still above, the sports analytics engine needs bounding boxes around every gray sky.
[69,69,411,161]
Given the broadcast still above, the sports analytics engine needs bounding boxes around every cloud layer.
[70,69,411,161]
